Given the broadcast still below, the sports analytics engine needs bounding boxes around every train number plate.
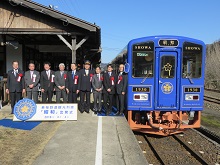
[184,87,200,92]
[132,87,150,92]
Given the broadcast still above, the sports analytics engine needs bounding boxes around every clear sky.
[34,0,220,63]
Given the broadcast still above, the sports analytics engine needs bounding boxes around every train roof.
[128,35,205,46]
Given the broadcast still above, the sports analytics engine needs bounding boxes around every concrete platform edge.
[114,117,148,165]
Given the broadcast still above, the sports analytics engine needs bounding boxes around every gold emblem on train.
[163,63,172,76]
[161,82,173,94]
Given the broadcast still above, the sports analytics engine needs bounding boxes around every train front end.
[126,36,206,135]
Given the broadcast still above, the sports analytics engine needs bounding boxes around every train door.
[155,51,179,110]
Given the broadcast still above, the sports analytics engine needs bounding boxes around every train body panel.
[112,35,206,135]
[126,36,205,112]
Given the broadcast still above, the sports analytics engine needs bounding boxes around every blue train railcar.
[123,35,206,135]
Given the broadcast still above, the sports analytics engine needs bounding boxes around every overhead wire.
[60,0,78,17]
[69,0,80,17]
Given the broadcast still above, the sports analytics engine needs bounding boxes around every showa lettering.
[117,76,123,84]
[110,76,114,85]
[17,73,23,82]
[74,75,78,84]
[90,74,93,82]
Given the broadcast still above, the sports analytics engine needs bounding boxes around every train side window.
[132,41,154,78]
[132,52,154,78]
[182,42,202,78]
[160,56,175,78]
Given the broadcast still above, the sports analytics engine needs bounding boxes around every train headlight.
[134,94,148,100]
[185,94,199,100]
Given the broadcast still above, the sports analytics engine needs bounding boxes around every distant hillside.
[100,63,108,71]
[205,41,220,89]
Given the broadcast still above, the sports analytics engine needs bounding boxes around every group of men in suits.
[6,61,78,114]
[6,60,127,116]
[102,64,128,115]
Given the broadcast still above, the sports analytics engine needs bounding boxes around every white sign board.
[13,103,77,121]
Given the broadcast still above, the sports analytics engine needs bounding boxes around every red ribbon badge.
[32,74,36,82]
[90,74,93,82]
[74,75,78,84]
[110,76,114,85]
[64,74,67,80]
[17,73,23,82]
[117,76,123,84]
[51,75,55,82]
[100,76,103,81]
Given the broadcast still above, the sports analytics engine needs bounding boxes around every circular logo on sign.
[14,98,37,121]
[161,82,173,94]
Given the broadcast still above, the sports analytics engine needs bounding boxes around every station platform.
[33,111,148,165]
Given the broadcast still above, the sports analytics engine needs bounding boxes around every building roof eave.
[9,0,100,32]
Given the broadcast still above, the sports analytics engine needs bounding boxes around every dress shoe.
[79,109,84,113]
[85,109,90,113]
[105,111,109,116]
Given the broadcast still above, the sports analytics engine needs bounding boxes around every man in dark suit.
[78,60,95,113]
[66,63,79,103]
[40,62,55,103]
[103,64,116,115]
[24,62,40,103]
[115,64,128,115]
[6,61,25,114]
[92,66,103,113]
[55,63,67,103]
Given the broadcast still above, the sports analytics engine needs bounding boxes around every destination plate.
[159,39,179,47]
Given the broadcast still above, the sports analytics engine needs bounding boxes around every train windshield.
[182,42,203,78]
[132,41,154,78]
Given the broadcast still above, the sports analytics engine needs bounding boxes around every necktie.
[72,71,75,79]
[14,70,17,76]
[97,74,100,81]
[47,71,50,79]
[118,72,122,78]
[61,71,63,77]
[30,71,33,79]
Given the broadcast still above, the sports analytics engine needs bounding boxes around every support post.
[72,36,76,63]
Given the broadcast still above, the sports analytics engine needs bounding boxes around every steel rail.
[204,96,220,104]
[194,126,220,145]
[172,134,209,165]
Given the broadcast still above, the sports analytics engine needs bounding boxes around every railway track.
[204,95,220,104]
[195,126,220,145]
[143,134,209,165]
[136,129,220,164]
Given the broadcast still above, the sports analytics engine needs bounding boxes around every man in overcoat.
[78,60,94,113]
[115,64,128,115]
[6,61,25,114]
[66,63,79,103]
[40,62,55,103]
[103,64,116,115]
